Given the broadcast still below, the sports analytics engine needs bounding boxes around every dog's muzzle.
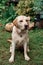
[25,25,28,30]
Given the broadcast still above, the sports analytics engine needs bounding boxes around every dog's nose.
[25,25,28,29]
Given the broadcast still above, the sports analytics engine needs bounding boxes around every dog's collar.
[16,27,27,37]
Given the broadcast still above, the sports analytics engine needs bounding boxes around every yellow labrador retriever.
[9,15,30,63]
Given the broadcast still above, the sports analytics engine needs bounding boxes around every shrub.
[16,0,34,16]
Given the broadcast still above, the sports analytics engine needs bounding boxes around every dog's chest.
[17,33,26,41]
[14,32,27,44]
[12,27,28,44]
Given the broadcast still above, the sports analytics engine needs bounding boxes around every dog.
[9,15,30,63]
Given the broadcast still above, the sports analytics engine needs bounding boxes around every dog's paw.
[25,55,30,61]
[9,57,14,63]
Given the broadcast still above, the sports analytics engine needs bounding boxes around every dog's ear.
[13,18,18,27]
[27,16,30,29]
[27,16,30,21]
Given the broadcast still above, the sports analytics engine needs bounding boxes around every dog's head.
[13,15,30,30]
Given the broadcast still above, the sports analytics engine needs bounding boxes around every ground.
[0,22,43,65]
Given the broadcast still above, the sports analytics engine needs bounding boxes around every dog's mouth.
[24,25,28,30]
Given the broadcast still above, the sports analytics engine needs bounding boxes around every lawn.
[0,21,43,65]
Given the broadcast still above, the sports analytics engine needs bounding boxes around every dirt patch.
[0,23,2,26]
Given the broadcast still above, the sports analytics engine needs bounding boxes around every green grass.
[0,22,43,65]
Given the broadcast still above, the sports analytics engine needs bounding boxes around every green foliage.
[16,0,43,16]
[41,0,43,10]
[0,0,43,23]
[16,0,34,16]
[0,0,17,24]
[33,0,43,14]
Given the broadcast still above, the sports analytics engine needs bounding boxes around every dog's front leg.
[9,41,15,63]
[10,44,12,53]
[27,39,30,52]
[24,42,30,61]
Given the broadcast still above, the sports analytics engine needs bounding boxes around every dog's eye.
[26,20,29,22]
[19,20,23,22]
